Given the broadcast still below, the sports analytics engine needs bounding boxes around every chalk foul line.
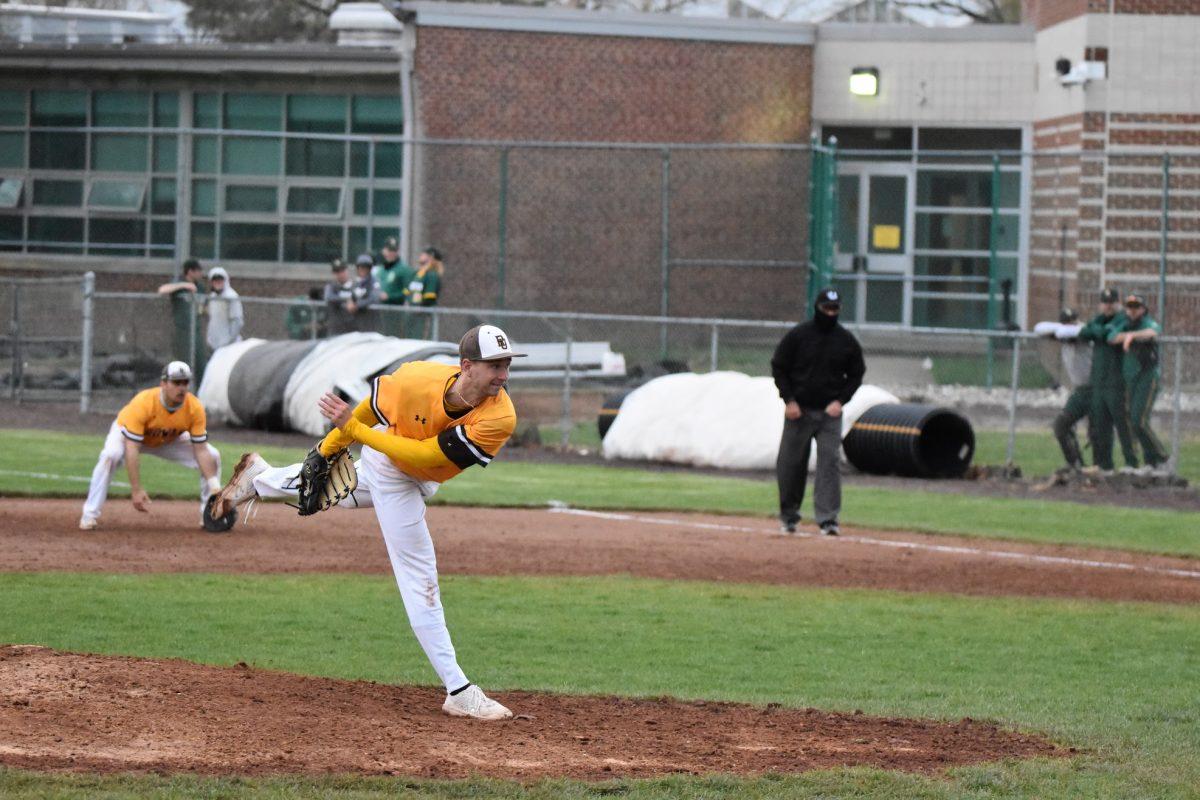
[546,506,1200,581]
[0,469,130,489]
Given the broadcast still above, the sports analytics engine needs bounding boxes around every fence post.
[1169,341,1182,476]
[709,323,719,372]
[1005,335,1021,470]
[80,272,95,413]
[807,136,821,307]
[497,146,509,309]
[8,282,19,401]
[188,291,199,372]
[1160,152,1170,328]
[986,152,1001,391]
[659,147,671,360]
[430,307,440,342]
[560,325,574,449]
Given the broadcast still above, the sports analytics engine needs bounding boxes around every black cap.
[383,236,399,251]
[1099,288,1119,303]
[330,257,347,272]
[815,288,842,308]
[1124,293,1147,308]
[1059,307,1078,324]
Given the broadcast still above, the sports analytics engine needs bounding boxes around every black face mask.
[814,310,839,330]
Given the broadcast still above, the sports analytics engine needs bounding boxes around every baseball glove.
[202,494,237,533]
[296,447,357,516]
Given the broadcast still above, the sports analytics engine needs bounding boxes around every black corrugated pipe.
[842,404,975,479]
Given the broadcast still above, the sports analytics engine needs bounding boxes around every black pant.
[776,409,842,526]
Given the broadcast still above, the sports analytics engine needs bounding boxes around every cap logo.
[828,291,838,301]
[494,334,509,350]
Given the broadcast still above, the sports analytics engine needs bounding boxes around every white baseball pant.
[83,421,221,522]
[251,445,469,692]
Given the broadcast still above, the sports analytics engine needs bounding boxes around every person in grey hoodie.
[205,266,244,351]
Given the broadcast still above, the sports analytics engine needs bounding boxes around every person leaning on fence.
[1108,293,1170,474]
[1078,288,1139,474]
[324,257,356,335]
[404,246,444,339]
[206,267,244,352]
[349,253,383,331]
[373,236,413,337]
[156,257,207,383]
[79,361,221,531]
[771,288,865,537]
[1045,308,1093,471]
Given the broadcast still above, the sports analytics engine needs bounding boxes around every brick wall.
[411,26,814,322]
[1022,0,1092,30]
[1113,0,1200,13]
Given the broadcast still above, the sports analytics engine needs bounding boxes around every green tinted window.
[88,218,146,256]
[221,222,278,260]
[286,139,345,177]
[91,134,148,172]
[286,187,342,215]
[347,226,367,258]
[28,216,83,252]
[283,224,343,263]
[225,94,282,131]
[0,133,24,168]
[373,189,400,216]
[353,189,369,216]
[151,179,176,214]
[92,91,149,128]
[916,212,1019,252]
[191,221,215,258]
[154,136,178,173]
[192,180,216,216]
[287,95,345,132]
[917,170,1019,209]
[0,178,23,209]
[192,136,218,173]
[151,220,175,253]
[223,137,281,175]
[374,143,401,178]
[33,180,83,207]
[31,91,86,126]
[0,91,24,126]
[154,92,179,127]
[194,94,219,129]
[351,95,401,134]
[225,185,277,212]
[0,215,21,250]
[30,133,85,169]
[89,180,146,211]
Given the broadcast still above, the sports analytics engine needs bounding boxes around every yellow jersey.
[368,361,516,483]
[116,388,208,449]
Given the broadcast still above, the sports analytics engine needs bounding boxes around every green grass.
[974,429,1200,483]
[1,573,1199,798]
[3,428,1199,558]
[932,353,1056,389]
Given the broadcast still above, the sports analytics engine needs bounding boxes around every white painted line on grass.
[547,506,1200,581]
[0,469,130,489]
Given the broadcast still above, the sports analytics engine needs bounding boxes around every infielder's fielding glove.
[202,494,237,533]
[296,447,357,516]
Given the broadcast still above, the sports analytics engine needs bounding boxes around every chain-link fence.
[5,274,1197,477]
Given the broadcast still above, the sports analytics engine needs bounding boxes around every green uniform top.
[1078,311,1125,386]
[373,258,414,306]
[1108,314,1161,381]
[407,266,441,307]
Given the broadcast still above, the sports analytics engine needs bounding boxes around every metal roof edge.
[816,22,1034,42]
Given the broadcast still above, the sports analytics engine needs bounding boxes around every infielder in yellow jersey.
[80,361,222,530]
[211,325,523,720]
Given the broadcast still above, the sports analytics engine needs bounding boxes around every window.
[0,90,24,126]
[153,92,179,128]
[30,133,85,170]
[193,136,218,173]
[225,185,277,213]
[916,212,1019,252]
[0,178,22,209]
[151,219,175,254]
[92,91,149,128]
[88,180,147,212]
[151,179,176,214]
[28,216,83,253]
[194,93,219,129]
[31,91,85,127]
[92,134,148,172]
[153,136,177,173]
[33,180,83,207]
[223,137,281,176]
[225,93,282,131]
[191,221,215,258]
[284,224,342,262]
[917,171,1019,209]
[351,96,402,134]
[0,215,21,250]
[286,95,346,177]
[372,189,400,216]
[192,180,216,216]
[220,223,278,260]
[350,141,401,178]
[286,186,343,216]
[88,218,146,256]
[0,133,24,169]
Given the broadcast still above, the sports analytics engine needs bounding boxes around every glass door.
[834,163,913,325]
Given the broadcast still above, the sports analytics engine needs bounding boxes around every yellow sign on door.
[872,224,901,251]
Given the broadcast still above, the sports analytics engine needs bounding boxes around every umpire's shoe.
[212,452,270,518]
[442,684,513,721]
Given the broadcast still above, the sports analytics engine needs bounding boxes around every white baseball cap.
[162,361,192,381]
[458,324,527,361]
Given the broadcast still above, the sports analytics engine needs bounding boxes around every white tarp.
[196,338,266,426]
[283,333,458,436]
[600,372,898,470]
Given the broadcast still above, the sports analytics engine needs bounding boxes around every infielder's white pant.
[252,446,469,692]
[83,421,222,521]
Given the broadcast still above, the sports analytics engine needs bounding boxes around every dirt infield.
[0,645,1063,780]
[5,499,1200,604]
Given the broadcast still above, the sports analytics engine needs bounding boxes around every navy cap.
[1099,288,1119,303]
[383,236,399,251]
[816,288,842,308]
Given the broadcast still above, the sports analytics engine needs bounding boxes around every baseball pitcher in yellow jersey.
[211,325,523,720]
[80,361,222,530]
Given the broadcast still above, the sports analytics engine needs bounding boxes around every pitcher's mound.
[0,645,1062,780]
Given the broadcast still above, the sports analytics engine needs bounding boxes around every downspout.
[398,20,417,265]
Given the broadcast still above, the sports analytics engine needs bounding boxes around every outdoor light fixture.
[849,67,879,97]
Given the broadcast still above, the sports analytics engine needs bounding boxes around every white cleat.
[78,515,98,531]
[442,685,513,721]
[211,452,271,519]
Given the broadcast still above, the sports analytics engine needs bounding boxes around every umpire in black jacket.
[771,288,866,536]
